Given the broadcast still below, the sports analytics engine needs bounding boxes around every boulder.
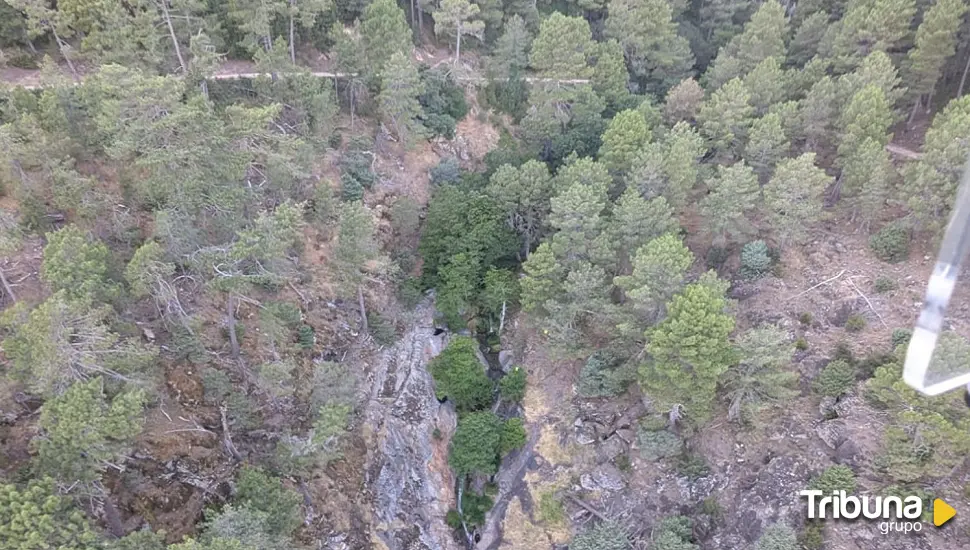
[580,464,626,492]
[815,420,846,449]
[498,350,515,373]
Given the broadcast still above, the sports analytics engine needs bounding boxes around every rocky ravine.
[363,299,462,550]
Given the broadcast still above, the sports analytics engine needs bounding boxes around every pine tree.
[605,0,694,93]
[904,0,967,120]
[542,261,613,350]
[698,0,753,51]
[831,0,917,70]
[838,50,905,110]
[41,224,119,304]
[227,0,287,55]
[486,160,555,257]
[433,0,486,63]
[520,242,563,314]
[0,478,100,548]
[279,0,333,62]
[614,233,693,331]
[697,77,754,161]
[489,15,531,79]
[361,0,412,73]
[699,161,760,245]
[661,122,707,207]
[35,377,146,485]
[905,96,970,231]
[743,57,788,115]
[599,109,652,175]
[640,272,736,424]
[663,78,705,124]
[547,177,612,268]
[743,112,789,183]
[590,39,632,110]
[842,137,893,230]
[704,0,787,87]
[529,13,594,79]
[763,153,832,247]
[610,187,679,255]
[790,11,832,67]
[379,52,426,144]
[722,324,798,423]
[836,85,892,171]
[799,76,840,154]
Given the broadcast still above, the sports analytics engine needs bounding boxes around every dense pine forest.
[1,0,970,548]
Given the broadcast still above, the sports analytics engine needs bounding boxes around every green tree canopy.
[640,272,736,424]
[429,336,493,412]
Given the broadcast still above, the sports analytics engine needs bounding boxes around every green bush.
[577,351,628,398]
[430,336,493,412]
[869,225,909,263]
[705,245,729,270]
[499,367,527,403]
[0,478,100,549]
[809,465,857,494]
[297,324,315,350]
[799,521,824,550]
[740,240,772,279]
[418,67,469,139]
[755,523,798,550]
[845,314,866,332]
[367,311,397,346]
[445,509,463,529]
[676,452,710,480]
[799,312,813,325]
[813,360,856,397]
[537,490,565,524]
[795,338,809,351]
[430,157,461,186]
[449,411,503,475]
[458,490,493,526]
[891,329,912,350]
[234,466,303,537]
[652,516,697,550]
[873,276,897,293]
[499,417,527,456]
[637,422,683,461]
[571,520,629,550]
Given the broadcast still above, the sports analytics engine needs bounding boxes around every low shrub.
[799,312,813,325]
[499,367,527,403]
[499,417,527,456]
[740,240,772,279]
[873,276,897,293]
[808,465,857,494]
[869,225,909,263]
[571,520,629,550]
[637,421,683,461]
[845,314,866,332]
[813,360,856,397]
[795,338,809,351]
[430,157,461,186]
[577,350,628,398]
[891,328,912,349]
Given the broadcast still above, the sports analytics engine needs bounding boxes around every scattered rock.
[596,436,627,464]
[580,464,626,492]
[815,420,846,449]
[818,396,838,418]
[834,439,862,467]
[142,327,156,342]
[498,350,515,372]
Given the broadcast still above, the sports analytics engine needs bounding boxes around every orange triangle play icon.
[934,499,956,527]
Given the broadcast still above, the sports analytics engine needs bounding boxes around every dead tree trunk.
[227,292,240,359]
[289,3,297,64]
[961,50,970,97]
[0,267,17,303]
[50,27,79,81]
[160,0,187,73]
[357,284,368,334]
